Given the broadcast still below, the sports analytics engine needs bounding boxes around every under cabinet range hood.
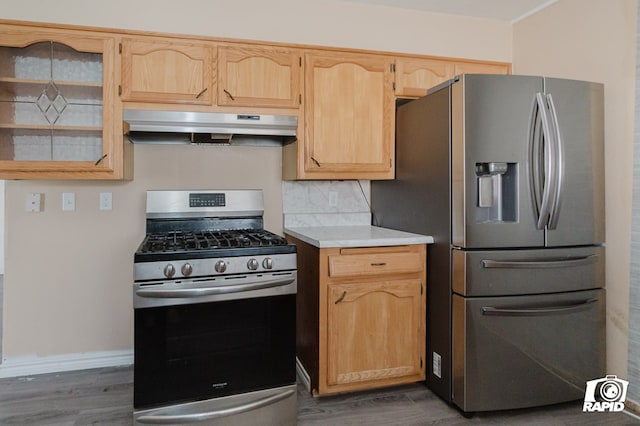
[123,110,298,146]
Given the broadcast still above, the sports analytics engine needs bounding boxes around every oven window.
[134,294,295,409]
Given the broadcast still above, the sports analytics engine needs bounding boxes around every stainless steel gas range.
[132,190,297,425]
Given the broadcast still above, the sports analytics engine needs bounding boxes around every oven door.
[133,272,297,412]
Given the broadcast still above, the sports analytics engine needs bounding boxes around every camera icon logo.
[583,375,629,412]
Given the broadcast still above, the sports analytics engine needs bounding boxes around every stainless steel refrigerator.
[371,74,605,413]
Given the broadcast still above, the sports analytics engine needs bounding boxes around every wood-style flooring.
[0,366,638,425]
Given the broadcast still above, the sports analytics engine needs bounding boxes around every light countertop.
[284,225,433,248]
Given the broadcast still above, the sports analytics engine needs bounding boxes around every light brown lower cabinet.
[287,235,426,396]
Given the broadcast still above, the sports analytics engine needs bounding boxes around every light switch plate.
[62,192,75,211]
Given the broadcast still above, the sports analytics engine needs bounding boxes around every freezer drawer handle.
[481,255,597,269]
[481,298,597,317]
[136,389,295,424]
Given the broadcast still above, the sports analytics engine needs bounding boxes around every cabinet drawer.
[328,246,423,278]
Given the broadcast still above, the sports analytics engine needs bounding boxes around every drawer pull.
[196,87,208,99]
[481,298,597,317]
[481,255,597,269]
[223,88,234,100]
[335,291,347,304]
[371,262,387,267]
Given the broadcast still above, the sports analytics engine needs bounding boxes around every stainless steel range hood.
[123,110,298,146]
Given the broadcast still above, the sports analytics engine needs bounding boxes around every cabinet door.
[394,57,453,98]
[0,26,128,179]
[218,45,301,108]
[121,38,214,105]
[326,279,424,388]
[453,61,510,76]
[303,52,395,179]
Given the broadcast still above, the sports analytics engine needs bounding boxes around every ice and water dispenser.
[475,162,517,223]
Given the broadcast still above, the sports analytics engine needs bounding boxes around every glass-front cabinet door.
[0,26,126,179]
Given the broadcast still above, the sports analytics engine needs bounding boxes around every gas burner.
[134,190,296,279]
[139,229,289,254]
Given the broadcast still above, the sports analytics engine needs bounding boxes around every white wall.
[514,0,638,378]
[4,0,512,61]
[0,180,4,274]
[626,3,640,406]
[2,0,512,361]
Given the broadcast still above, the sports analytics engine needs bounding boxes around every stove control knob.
[181,263,193,276]
[215,260,227,273]
[262,257,273,270]
[163,264,176,278]
[247,258,259,270]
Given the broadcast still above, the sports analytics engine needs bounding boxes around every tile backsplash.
[282,180,371,227]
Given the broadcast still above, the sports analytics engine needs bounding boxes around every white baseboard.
[0,350,133,378]
[625,398,640,419]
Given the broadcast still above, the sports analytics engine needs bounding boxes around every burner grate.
[140,229,289,253]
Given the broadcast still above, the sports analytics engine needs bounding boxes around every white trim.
[624,409,640,421]
[625,398,640,419]
[0,350,133,378]
[511,0,558,24]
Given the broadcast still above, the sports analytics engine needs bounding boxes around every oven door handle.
[136,389,295,424]
[136,275,295,299]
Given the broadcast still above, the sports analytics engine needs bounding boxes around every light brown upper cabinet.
[394,58,511,99]
[297,51,395,180]
[394,57,453,98]
[121,38,214,105]
[218,45,301,109]
[453,61,511,76]
[0,23,130,180]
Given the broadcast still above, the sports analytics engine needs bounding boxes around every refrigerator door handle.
[546,94,564,230]
[528,94,544,225]
[481,254,598,269]
[529,92,555,230]
[481,298,598,317]
[538,92,557,230]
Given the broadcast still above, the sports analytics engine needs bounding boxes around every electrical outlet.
[26,193,42,213]
[62,192,75,211]
[329,191,338,207]
[100,192,112,211]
